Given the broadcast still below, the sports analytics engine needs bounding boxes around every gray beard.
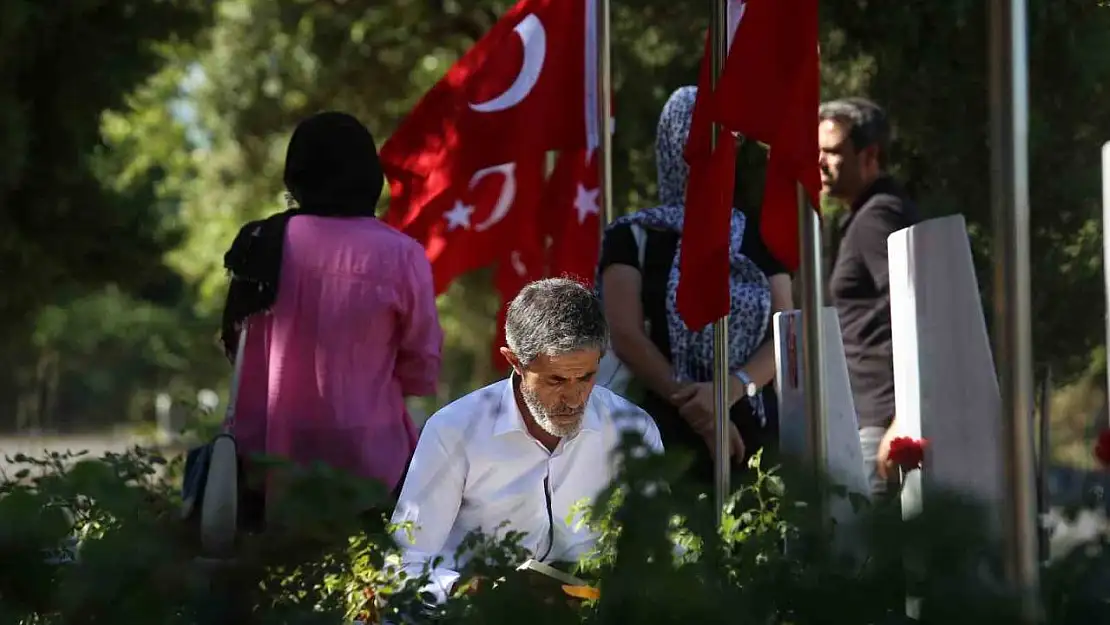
[520,384,583,439]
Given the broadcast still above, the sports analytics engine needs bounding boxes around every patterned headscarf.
[596,87,772,418]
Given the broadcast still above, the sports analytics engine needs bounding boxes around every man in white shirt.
[391,278,663,602]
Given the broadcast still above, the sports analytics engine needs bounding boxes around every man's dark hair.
[505,278,609,367]
[818,97,891,167]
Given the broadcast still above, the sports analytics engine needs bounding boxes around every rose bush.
[2,430,1110,624]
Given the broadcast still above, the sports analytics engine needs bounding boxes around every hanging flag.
[710,0,820,271]
[381,0,602,295]
[543,149,601,286]
[674,9,745,331]
[381,0,601,223]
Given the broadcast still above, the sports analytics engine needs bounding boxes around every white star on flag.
[443,201,474,231]
[573,184,600,225]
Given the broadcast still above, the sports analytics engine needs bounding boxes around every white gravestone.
[888,215,1005,525]
[1102,140,1110,405]
[155,393,174,445]
[774,308,871,527]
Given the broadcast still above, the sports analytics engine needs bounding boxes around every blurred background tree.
[0,0,215,431]
[0,0,1107,465]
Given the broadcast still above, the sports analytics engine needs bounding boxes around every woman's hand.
[730,423,745,462]
[671,383,714,433]
[672,383,746,463]
[703,422,746,465]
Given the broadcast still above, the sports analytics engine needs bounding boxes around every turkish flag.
[710,0,820,271]
[387,156,547,294]
[543,149,601,286]
[380,0,600,198]
[675,28,740,331]
[382,0,602,296]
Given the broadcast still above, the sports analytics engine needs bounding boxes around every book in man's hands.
[515,559,599,600]
[515,559,587,586]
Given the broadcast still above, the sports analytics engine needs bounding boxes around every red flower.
[888,436,928,472]
[1094,429,1110,466]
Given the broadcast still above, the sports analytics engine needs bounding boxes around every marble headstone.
[888,215,1005,526]
[774,308,870,526]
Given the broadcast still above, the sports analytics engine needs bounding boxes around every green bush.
[2,435,1110,624]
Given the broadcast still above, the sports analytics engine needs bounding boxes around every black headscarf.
[219,111,384,359]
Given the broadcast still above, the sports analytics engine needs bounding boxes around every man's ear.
[861,143,881,170]
[499,347,522,375]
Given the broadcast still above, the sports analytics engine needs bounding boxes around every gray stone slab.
[888,215,1005,525]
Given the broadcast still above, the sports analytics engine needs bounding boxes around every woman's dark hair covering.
[282,111,385,211]
[219,111,383,359]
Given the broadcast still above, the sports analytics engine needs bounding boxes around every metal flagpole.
[798,187,827,502]
[988,0,1039,620]
[596,0,614,228]
[1036,368,1051,564]
[710,0,732,524]
[1102,140,1110,414]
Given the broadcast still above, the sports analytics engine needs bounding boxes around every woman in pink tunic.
[220,112,442,507]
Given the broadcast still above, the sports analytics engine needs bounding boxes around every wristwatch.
[736,371,759,399]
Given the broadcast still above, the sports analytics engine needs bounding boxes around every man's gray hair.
[504,278,609,367]
[818,97,891,167]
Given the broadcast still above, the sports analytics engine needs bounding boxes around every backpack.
[596,224,650,396]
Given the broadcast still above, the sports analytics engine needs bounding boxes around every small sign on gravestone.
[774,308,870,552]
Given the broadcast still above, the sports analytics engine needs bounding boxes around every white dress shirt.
[391,377,663,602]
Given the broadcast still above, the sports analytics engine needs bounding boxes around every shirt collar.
[850,174,898,212]
[838,174,897,233]
[492,375,602,438]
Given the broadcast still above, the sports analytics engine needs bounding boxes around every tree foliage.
[2,0,1109,434]
[0,0,213,324]
[0,0,218,430]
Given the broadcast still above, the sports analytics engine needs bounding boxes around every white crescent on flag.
[471,162,518,232]
[469,14,547,113]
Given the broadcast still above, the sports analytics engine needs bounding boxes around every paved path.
[0,433,153,477]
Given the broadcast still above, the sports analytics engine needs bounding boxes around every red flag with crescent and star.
[382,0,602,218]
[390,157,547,295]
[382,0,602,299]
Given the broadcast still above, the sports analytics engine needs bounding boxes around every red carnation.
[1094,429,1110,467]
[888,436,928,473]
